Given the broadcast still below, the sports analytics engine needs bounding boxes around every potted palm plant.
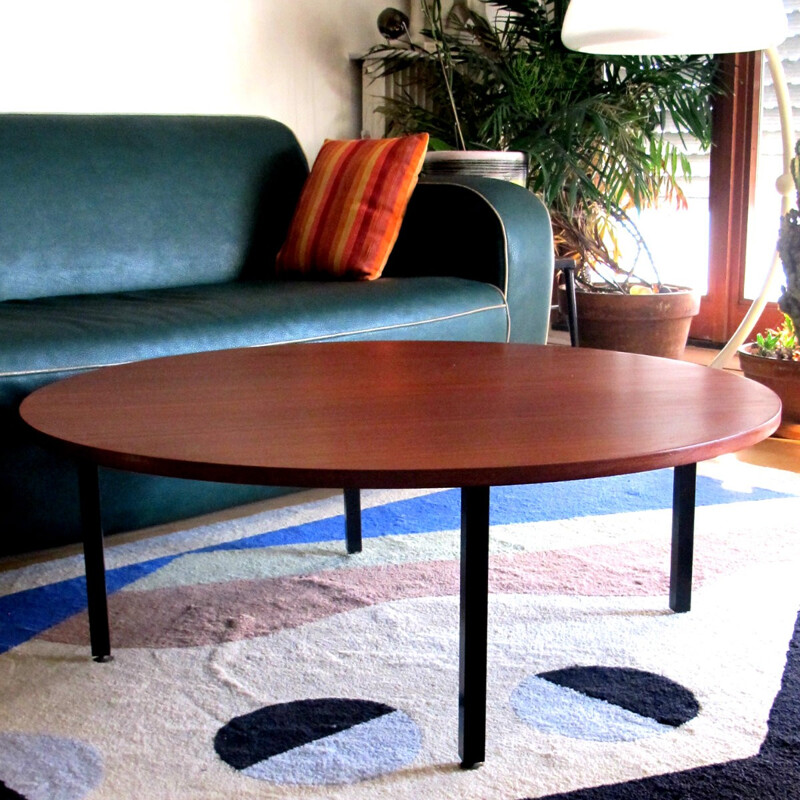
[738,139,800,438]
[367,0,718,357]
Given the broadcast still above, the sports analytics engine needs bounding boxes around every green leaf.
[368,0,717,275]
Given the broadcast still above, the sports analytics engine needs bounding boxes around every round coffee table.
[20,341,781,767]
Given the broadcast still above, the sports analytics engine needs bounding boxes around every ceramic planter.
[422,151,529,187]
[738,346,800,439]
[557,285,701,359]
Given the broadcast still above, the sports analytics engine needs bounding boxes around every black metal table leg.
[459,485,490,769]
[670,463,697,613]
[561,262,580,348]
[78,461,112,661]
[343,489,362,554]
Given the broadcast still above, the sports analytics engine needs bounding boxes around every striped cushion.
[275,134,429,280]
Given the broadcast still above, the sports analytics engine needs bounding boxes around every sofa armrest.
[383,176,554,343]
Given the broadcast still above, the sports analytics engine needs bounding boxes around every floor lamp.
[560,0,792,369]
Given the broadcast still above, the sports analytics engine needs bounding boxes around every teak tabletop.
[19,341,782,768]
[20,340,781,489]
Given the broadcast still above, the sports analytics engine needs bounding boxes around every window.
[744,0,800,302]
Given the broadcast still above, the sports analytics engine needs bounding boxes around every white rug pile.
[1,455,798,799]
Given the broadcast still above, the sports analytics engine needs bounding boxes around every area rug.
[1,455,799,799]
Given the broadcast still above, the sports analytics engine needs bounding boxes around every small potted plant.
[367,0,718,357]
[738,140,800,438]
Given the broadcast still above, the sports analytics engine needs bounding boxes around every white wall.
[0,0,401,161]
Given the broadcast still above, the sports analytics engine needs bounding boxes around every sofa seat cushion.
[0,277,508,401]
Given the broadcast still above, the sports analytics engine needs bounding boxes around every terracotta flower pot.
[557,286,701,359]
[738,347,800,439]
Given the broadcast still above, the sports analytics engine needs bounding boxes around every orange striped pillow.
[275,134,429,280]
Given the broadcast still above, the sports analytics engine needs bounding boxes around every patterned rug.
[1,455,799,799]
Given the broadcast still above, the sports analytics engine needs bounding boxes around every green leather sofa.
[0,114,554,557]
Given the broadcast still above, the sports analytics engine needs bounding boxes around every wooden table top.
[20,341,782,489]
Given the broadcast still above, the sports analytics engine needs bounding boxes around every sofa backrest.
[0,115,309,301]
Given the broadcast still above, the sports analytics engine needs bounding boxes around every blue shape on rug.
[0,733,103,800]
[1,468,793,654]
[512,676,670,742]
[521,605,800,799]
[0,556,175,654]
[199,469,793,554]
[215,698,420,785]
[512,667,699,743]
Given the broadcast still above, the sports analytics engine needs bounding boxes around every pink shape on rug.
[40,537,714,649]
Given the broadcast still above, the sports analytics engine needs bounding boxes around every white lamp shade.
[561,0,789,55]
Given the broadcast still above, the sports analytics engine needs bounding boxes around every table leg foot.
[343,489,362,554]
[459,486,490,769]
[79,462,111,661]
[670,463,696,613]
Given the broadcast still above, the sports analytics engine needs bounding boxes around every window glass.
[744,0,800,301]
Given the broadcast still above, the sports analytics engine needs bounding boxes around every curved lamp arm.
[710,46,795,368]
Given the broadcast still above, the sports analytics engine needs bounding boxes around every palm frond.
[369,0,718,281]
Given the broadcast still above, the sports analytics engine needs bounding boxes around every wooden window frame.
[692,51,784,345]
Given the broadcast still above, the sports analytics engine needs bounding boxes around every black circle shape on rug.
[214,697,421,785]
[538,666,699,727]
[0,780,26,800]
